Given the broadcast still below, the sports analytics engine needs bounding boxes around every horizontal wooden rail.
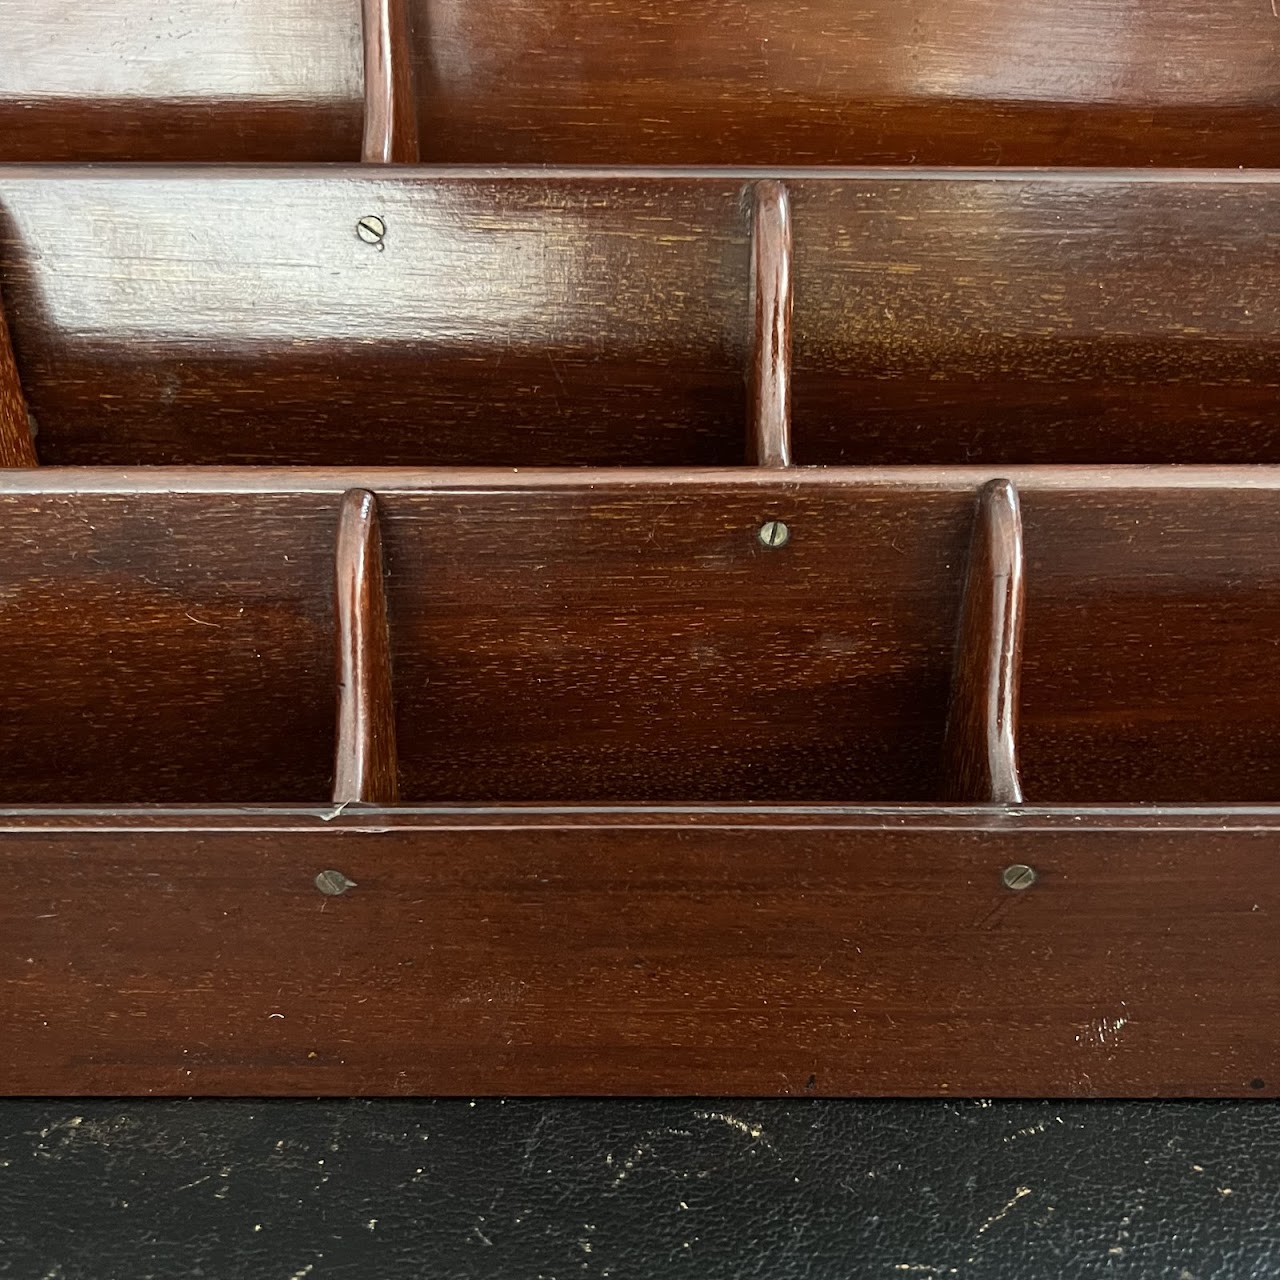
[3,808,1279,1096]
[2,169,1278,467]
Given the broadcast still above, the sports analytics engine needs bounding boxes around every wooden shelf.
[5,0,1280,166]
[1,467,1277,807]
[4,169,1280,467]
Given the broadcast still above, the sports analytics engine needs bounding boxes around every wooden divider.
[333,490,399,803]
[361,0,420,163]
[0,286,35,468]
[942,479,1024,803]
[746,180,793,467]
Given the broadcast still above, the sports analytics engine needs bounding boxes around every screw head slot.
[1001,864,1037,891]
[315,869,356,896]
[758,520,790,549]
[356,215,386,245]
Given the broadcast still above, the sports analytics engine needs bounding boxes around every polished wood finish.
[943,480,1024,804]
[3,169,1279,466]
[6,1,1280,165]
[4,807,1279,1097]
[746,180,792,468]
[0,288,36,468]
[413,0,1280,168]
[362,0,420,163]
[333,490,399,805]
[0,467,1277,806]
[0,490,335,804]
[0,0,362,162]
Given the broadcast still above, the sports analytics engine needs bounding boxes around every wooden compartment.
[2,467,1280,1097]
[6,0,1280,167]
[1,468,1278,807]
[4,169,1280,468]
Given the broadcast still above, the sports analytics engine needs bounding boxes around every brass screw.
[1002,864,1037,891]
[356,215,386,245]
[758,520,790,549]
[315,869,356,896]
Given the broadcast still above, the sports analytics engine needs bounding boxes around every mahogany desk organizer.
[2,168,1280,1097]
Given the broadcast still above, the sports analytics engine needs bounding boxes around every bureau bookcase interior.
[2,0,1279,1097]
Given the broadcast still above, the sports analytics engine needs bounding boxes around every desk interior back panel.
[379,484,970,803]
[4,170,1280,467]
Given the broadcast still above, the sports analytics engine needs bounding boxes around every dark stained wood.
[0,286,36,468]
[746,180,792,468]
[0,492,336,804]
[5,1,1280,166]
[3,808,1279,1096]
[333,490,399,805]
[0,468,1277,805]
[413,0,1280,167]
[0,0,362,162]
[786,174,1280,466]
[2,170,1280,466]
[362,0,420,163]
[943,480,1024,803]
[0,170,750,467]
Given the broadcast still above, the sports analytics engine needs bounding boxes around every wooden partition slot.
[0,0,363,162]
[410,0,1280,168]
[0,171,751,467]
[0,286,35,468]
[1018,485,1280,803]
[942,479,1024,803]
[0,491,337,804]
[377,482,970,803]
[746,180,793,468]
[3,170,1280,467]
[333,490,399,804]
[362,0,420,163]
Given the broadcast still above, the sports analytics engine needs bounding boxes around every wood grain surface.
[6,0,1279,166]
[0,0,362,162]
[943,480,1024,804]
[3,808,1278,1097]
[413,0,1280,167]
[362,0,420,163]
[333,490,399,804]
[0,468,1277,806]
[0,286,36,467]
[2,169,1278,466]
[0,491,336,804]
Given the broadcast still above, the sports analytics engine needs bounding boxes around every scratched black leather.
[0,1099,1273,1278]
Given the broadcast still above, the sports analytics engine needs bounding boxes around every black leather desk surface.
[0,1098,1272,1278]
